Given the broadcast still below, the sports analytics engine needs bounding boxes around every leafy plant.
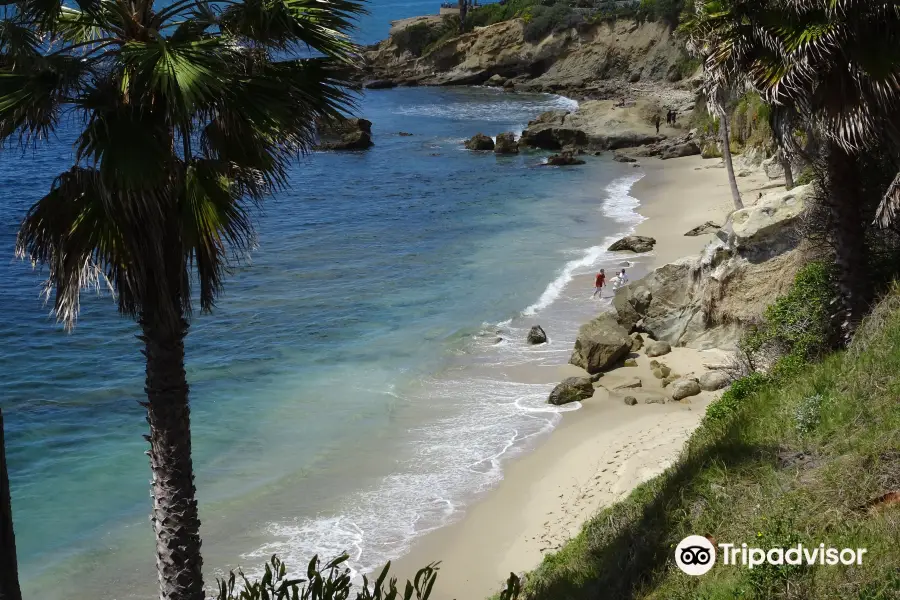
[703,372,767,425]
[215,555,439,600]
[523,4,583,42]
[794,394,825,437]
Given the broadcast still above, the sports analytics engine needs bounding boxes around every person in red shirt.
[592,269,606,298]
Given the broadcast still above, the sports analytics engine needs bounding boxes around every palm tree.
[0,409,23,600]
[690,0,900,335]
[2,0,363,597]
[681,9,743,211]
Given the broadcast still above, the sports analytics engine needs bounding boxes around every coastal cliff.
[364,17,694,102]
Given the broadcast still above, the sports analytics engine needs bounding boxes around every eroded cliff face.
[614,185,816,351]
[364,18,690,97]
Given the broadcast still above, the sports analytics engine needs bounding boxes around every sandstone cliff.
[364,18,693,100]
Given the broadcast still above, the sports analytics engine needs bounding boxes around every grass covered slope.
[511,288,900,600]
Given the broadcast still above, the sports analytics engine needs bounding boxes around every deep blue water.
[0,3,646,597]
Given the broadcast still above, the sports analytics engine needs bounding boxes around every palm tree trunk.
[824,143,871,340]
[458,0,467,34]
[780,150,794,190]
[718,107,744,210]
[0,409,23,600]
[141,312,204,600]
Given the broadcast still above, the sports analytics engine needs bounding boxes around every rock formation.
[315,117,374,151]
[527,325,548,345]
[613,184,815,350]
[494,132,519,155]
[569,315,632,374]
[671,379,701,401]
[699,370,730,391]
[465,133,495,151]
[609,235,657,253]
[548,377,595,405]
[684,221,721,237]
[545,152,586,166]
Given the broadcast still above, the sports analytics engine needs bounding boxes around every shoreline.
[390,154,771,599]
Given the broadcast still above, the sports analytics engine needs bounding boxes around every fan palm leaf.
[3,0,366,596]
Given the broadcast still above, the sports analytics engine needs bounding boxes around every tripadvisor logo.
[674,535,869,576]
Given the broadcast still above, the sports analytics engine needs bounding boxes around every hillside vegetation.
[499,274,900,599]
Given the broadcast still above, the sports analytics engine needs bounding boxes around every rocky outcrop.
[527,325,548,345]
[569,315,632,374]
[519,100,668,152]
[494,132,519,155]
[315,118,374,151]
[685,221,721,237]
[465,133,495,151]
[548,377,595,405]
[609,235,656,253]
[612,184,815,350]
[546,152,586,166]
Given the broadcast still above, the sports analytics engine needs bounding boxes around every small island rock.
[546,151,586,166]
[527,325,548,345]
[465,133,496,151]
[315,117,374,151]
[494,132,520,155]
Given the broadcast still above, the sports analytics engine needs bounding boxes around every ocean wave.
[521,172,644,318]
[242,378,563,581]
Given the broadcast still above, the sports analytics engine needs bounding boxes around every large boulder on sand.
[494,132,519,155]
[646,340,672,357]
[569,315,632,374]
[465,133,495,151]
[527,325,548,345]
[671,379,701,401]
[548,377,595,405]
[315,117,374,150]
[608,236,657,253]
[699,370,731,391]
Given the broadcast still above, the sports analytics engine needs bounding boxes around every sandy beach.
[392,154,783,599]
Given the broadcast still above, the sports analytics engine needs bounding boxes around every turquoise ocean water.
[0,3,648,597]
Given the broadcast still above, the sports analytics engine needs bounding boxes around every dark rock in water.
[465,133,495,151]
[608,236,657,253]
[364,79,397,90]
[503,79,516,89]
[545,152,586,166]
[495,132,519,155]
[485,74,506,87]
[398,132,414,137]
[684,221,721,236]
[569,315,632,374]
[527,325,548,345]
[548,377,595,405]
[518,110,587,150]
[614,153,638,163]
[624,396,638,406]
[315,117,374,151]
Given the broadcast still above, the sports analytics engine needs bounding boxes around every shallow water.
[0,28,647,598]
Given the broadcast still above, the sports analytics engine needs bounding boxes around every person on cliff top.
[592,269,606,299]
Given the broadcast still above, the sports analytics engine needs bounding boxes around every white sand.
[391,154,782,599]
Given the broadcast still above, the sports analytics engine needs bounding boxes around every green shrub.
[215,555,439,600]
[637,0,690,25]
[703,372,767,425]
[795,165,815,186]
[392,21,450,57]
[739,261,838,372]
[794,393,826,436]
[523,4,583,42]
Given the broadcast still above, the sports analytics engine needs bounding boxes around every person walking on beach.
[592,269,606,298]
[654,114,661,134]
